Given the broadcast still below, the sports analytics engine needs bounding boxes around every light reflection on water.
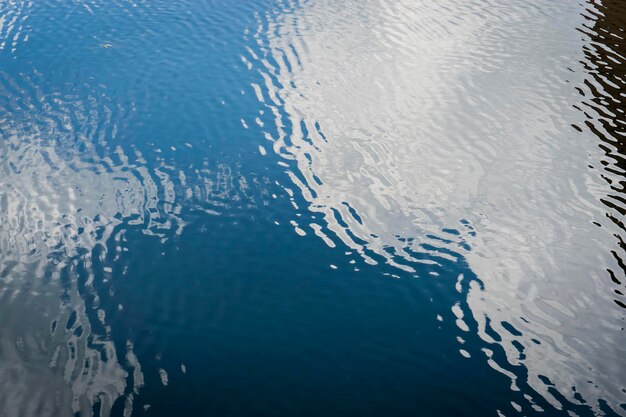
[0,0,624,415]
[253,0,626,413]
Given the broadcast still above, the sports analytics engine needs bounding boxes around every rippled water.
[0,0,624,416]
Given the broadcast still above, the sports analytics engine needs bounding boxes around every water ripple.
[251,0,626,414]
[0,3,269,412]
[1,0,625,415]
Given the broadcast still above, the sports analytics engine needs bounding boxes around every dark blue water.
[1,1,625,416]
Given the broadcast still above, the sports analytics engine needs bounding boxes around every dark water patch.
[577,0,626,311]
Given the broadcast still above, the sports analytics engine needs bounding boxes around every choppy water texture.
[0,0,625,416]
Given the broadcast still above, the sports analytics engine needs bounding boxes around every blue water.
[1,0,625,416]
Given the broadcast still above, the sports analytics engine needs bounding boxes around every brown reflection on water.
[578,0,626,309]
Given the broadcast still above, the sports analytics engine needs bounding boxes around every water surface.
[0,0,625,416]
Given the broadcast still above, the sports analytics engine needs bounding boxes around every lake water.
[0,0,625,416]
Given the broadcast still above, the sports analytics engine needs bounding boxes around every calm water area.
[0,0,625,416]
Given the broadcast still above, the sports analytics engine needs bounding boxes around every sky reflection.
[253,0,626,414]
[0,0,624,415]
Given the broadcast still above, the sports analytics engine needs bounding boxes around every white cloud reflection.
[254,0,626,413]
[0,61,268,414]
